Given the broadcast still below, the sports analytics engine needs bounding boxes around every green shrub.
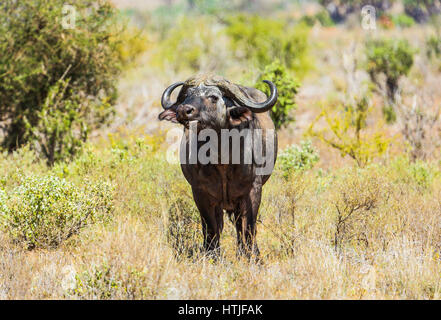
[314,10,335,27]
[153,16,227,73]
[68,264,120,299]
[389,157,438,191]
[382,104,397,123]
[277,140,319,178]
[308,97,390,167]
[426,34,441,59]
[300,10,334,27]
[255,61,300,130]
[116,26,149,67]
[392,14,415,28]
[365,38,416,117]
[226,14,312,78]
[0,0,122,164]
[67,263,155,299]
[0,175,114,249]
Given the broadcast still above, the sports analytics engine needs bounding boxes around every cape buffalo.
[159,74,278,259]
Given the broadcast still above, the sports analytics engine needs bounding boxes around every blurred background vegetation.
[1,0,441,299]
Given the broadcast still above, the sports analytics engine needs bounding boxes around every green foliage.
[365,38,416,111]
[67,263,157,299]
[69,264,120,299]
[426,34,441,59]
[148,2,188,38]
[22,78,102,165]
[226,14,312,78]
[382,104,397,123]
[389,156,439,191]
[308,97,390,167]
[255,61,301,130]
[277,141,320,178]
[0,175,114,250]
[391,14,415,28]
[116,27,149,67]
[0,0,122,164]
[153,16,225,73]
[187,0,228,15]
[300,10,334,27]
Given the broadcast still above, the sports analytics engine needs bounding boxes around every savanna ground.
[1,0,441,299]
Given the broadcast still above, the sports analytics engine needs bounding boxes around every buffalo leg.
[234,185,262,259]
[192,189,222,255]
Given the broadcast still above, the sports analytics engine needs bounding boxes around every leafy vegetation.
[427,34,441,59]
[308,97,390,167]
[277,140,319,178]
[255,61,300,130]
[153,16,227,73]
[391,13,416,28]
[0,175,114,250]
[0,0,122,164]
[300,10,334,27]
[226,14,312,78]
[365,38,416,121]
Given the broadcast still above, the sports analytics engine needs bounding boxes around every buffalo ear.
[228,106,253,126]
[158,108,178,123]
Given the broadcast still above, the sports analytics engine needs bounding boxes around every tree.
[0,0,122,164]
[365,38,416,122]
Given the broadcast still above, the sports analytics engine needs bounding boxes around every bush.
[308,97,390,167]
[226,14,312,78]
[389,157,438,191]
[300,10,334,27]
[0,0,122,164]
[277,141,319,178]
[365,38,416,117]
[0,175,114,249]
[115,26,149,67]
[67,263,156,299]
[332,168,387,251]
[255,61,300,130]
[153,16,228,73]
[392,14,415,28]
[426,34,441,59]
[69,264,120,299]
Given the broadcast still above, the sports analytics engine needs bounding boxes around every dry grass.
[1,134,441,299]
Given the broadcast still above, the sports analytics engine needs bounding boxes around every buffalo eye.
[208,95,219,104]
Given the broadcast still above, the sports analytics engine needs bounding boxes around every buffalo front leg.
[234,185,262,259]
[192,189,223,256]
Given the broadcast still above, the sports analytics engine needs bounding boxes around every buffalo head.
[158,74,278,129]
